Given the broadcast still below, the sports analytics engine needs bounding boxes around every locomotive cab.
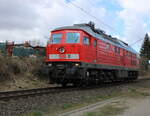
[46,29,86,86]
[46,30,97,65]
[46,30,82,62]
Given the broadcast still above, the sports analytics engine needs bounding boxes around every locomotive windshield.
[51,33,62,44]
[66,32,80,43]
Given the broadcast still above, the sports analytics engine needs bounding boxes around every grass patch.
[84,103,126,116]
[62,103,73,110]
[127,88,150,98]
[22,111,43,116]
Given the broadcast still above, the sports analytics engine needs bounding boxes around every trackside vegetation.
[0,54,48,90]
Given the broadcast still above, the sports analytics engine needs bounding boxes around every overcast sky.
[0,0,150,52]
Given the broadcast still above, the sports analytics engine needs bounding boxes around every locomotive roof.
[52,23,137,54]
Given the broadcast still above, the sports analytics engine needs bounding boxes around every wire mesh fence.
[0,42,45,57]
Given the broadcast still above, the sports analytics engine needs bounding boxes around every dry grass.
[0,54,49,91]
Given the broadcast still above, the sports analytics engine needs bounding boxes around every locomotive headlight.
[48,63,52,67]
[75,63,80,66]
[59,47,65,53]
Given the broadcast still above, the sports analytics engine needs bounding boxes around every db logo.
[58,47,65,53]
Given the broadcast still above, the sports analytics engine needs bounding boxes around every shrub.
[0,54,46,82]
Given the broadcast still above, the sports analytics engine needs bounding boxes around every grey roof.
[52,23,137,54]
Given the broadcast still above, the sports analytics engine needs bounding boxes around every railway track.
[0,78,149,100]
[0,87,74,100]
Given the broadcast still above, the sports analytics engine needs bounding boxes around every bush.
[0,54,11,81]
[0,54,46,82]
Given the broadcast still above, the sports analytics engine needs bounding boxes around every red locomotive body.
[46,22,139,86]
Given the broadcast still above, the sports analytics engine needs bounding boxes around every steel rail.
[0,87,68,100]
[0,78,149,100]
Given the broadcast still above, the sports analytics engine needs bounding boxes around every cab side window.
[118,48,120,54]
[83,37,90,45]
[115,46,117,53]
[106,43,110,50]
[94,40,97,47]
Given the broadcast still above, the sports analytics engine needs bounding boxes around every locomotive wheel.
[85,79,90,86]
[98,71,105,84]
[74,69,89,87]
[61,82,67,87]
[73,80,83,87]
[107,71,115,82]
[85,70,90,86]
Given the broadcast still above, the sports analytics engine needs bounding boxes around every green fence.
[13,47,45,57]
[0,43,45,57]
[0,43,6,54]
[13,47,36,57]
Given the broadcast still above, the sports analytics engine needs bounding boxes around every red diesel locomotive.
[46,22,139,86]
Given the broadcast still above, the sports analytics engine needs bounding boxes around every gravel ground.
[118,98,150,116]
[0,86,122,116]
[0,78,150,116]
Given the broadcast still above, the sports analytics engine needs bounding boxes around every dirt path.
[119,98,150,116]
[58,97,122,116]
[58,97,150,116]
